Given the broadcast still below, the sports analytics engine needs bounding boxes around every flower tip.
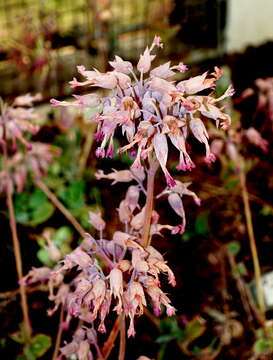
[166,306,176,316]
[95,147,105,158]
[69,77,79,88]
[50,98,59,107]
[204,153,216,164]
[195,198,201,207]
[166,174,176,188]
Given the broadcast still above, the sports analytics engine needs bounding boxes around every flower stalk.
[3,144,32,340]
[238,158,265,320]
[142,158,159,248]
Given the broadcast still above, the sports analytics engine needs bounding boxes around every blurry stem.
[118,315,126,360]
[238,158,265,320]
[142,158,159,248]
[102,315,121,359]
[52,306,64,360]
[3,147,32,340]
[78,122,96,177]
[34,178,86,238]
[34,179,113,267]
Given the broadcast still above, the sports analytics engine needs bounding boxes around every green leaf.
[227,241,241,256]
[24,334,52,359]
[236,262,247,276]
[28,189,47,209]
[14,188,55,226]
[195,212,210,235]
[54,226,73,246]
[260,206,273,216]
[37,248,51,266]
[156,334,176,344]
[254,338,273,354]
[59,181,85,210]
[28,202,55,226]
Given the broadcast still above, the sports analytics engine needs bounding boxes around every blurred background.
[0,0,273,99]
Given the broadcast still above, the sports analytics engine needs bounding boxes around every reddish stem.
[142,158,159,248]
[102,315,121,359]
[6,172,32,339]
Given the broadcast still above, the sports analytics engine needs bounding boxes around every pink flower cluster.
[0,95,60,193]
[51,36,233,187]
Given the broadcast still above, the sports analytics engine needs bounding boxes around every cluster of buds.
[22,165,202,348]
[0,94,60,193]
[0,94,41,150]
[51,36,233,187]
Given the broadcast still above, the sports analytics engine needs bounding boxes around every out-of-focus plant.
[0,94,58,358]
[20,35,234,359]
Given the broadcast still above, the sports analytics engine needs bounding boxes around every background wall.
[226,0,273,53]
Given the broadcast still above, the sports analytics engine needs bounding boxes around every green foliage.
[260,205,273,216]
[182,211,210,241]
[36,226,73,266]
[227,241,241,256]
[11,325,51,360]
[58,180,85,210]
[23,334,51,360]
[14,188,54,226]
[254,328,273,355]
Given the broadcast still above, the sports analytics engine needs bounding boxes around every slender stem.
[35,179,113,268]
[142,158,159,248]
[238,158,265,320]
[5,168,32,339]
[118,315,126,360]
[78,122,96,177]
[52,306,64,360]
[34,178,86,238]
[102,315,121,359]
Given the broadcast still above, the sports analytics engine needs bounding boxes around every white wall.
[226,0,273,53]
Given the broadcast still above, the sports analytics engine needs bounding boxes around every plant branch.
[4,160,32,340]
[34,178,86,238]
[34,178,113,267]
[52,306,64,360]
[102,315,121,359]
[238,158,265,320]
[142,158,159,248]
[118,315,126,360]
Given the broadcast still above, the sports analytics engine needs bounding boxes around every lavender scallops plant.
[25,36,234,359]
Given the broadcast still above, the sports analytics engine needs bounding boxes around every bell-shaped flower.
[244,127,268,152]
[125,185,140,213]
[189,117,216,163]
[137,47,156,73]
[109,268,123,314]
[95,169,134,184]
[153,133,176,187]
[168,193,186,234]
[177,72,215,94]
[88,211,106,232]
[109,55,133,74]
[150,61,175,79]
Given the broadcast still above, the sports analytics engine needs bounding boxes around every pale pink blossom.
[88,211,106,232]
[137,47,156,73]
[109,55,133,74]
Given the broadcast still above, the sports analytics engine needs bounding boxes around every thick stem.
[142,159,159,248]
[35,179,86,238]
[239,159,265,320]
[6,175,32,339]
[118,315,126,360]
